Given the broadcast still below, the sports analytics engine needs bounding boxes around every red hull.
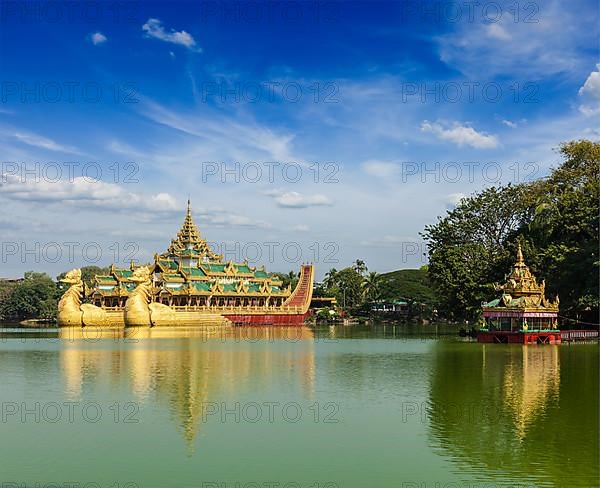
[224,313,309,326]
[477,331,562,344]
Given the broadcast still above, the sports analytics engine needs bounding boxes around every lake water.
[0,325,598,488]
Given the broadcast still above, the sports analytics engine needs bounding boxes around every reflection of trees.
[428,342,599,486]
[58,327,315,452]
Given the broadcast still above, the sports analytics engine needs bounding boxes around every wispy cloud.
[89,32,107,45]
[436,0,596,80]
[142,18,200,52]
[138,98,298,163]
[420,121,499,149]
[263,189,332,208]
[2,128,81,154]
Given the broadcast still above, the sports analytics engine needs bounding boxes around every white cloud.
[486,24,511,41]
[446,192,466,206]
[90,32,107,45]
[263,189,332,208]
[578,64,600,116]
[361,160,399,178]
[142,18,200,51]
[0,173,178,214]
[502,119,518,128]
[420,121,499,149]
[292,224,310,232]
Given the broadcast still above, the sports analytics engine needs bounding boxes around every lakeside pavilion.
[478,244,560,344]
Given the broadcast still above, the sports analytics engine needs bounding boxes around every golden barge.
[57,201,314,328]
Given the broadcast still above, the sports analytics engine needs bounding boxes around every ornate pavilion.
[478,244,560,344]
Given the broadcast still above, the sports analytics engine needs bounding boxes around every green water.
[0,326,597,488]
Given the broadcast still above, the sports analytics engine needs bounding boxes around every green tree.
[270,270,299,290]
[0,272,59,321]
[421,184,533,319]
[352,259,368,276]
[325,267,364,310]
[56,265,110,287]
[362,271,382,301]
[323,268,339,289]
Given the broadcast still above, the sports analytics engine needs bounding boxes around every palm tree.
[353,259,367,276]
[287,270,299,289]
[362,271,381,301]
[323,268,338,289]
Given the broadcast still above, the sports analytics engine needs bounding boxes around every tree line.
[421,140,599,320]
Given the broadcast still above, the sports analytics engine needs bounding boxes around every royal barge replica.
[58,201,314,328]
[478,244,560,344]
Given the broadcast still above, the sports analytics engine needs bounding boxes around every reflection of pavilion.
[59,327,315,452]
[502,345,560,441]
[427,342,569,485]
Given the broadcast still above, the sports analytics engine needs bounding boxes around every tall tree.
[362,271,382,301]
[422,184,533,319]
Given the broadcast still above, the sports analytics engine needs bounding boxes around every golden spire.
[165,199,220,260]
[516,243,525,266]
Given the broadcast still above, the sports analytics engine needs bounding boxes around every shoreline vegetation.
[1,140,598,329]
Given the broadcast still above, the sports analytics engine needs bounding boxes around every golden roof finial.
[516,242,524,266]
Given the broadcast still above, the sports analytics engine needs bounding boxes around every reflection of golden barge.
[57,201,314,328]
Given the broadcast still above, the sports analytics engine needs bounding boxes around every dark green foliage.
[269,270,299,290]
[0,272,59,320]
[422,140,599,319]
[378,268,437,306]
[56,266,110,286]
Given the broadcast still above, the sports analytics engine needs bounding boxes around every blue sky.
[0,0,598,278]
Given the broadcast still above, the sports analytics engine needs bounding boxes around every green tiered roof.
[90,200,291,300]
[166,199,222,260]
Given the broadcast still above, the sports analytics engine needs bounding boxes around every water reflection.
[503,346,560,441]
[428,343,599,486]
[57,327,316,452]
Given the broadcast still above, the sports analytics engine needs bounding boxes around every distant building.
[0,278,24,284]
[370,300,409,314]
